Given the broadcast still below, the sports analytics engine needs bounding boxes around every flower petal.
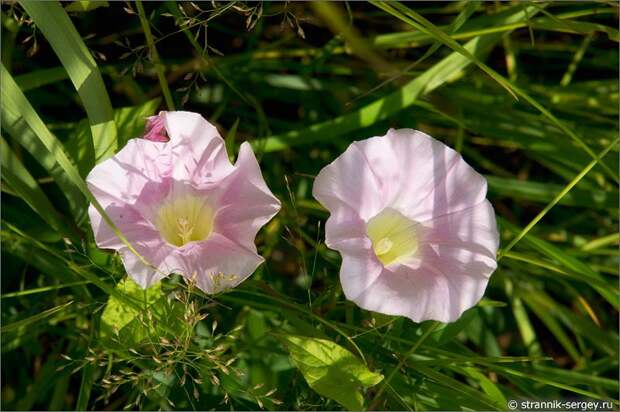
[312,141,385,220]
[421,200,500,254]
[212,142,281,249]
[87,138,171,255]
[409,153,488,222]
[324,207,371,252]
[352,263,454,322]
[162,111,235,185]
[352,202,499,322]
[117,239,178,289]
[175,233,264,294]
[340,129,487,221]
[88,203,159,250]
[87,138,171,206]
[339,249,384,301]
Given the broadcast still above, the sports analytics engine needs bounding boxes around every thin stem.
[368,321,440,410]
[560,33,594,87]
[135,0,175,110]
[1,280,92,298]
[497,137,619,261]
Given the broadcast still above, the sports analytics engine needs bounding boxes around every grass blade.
[2,65,87,218]
[1,301,73,334]
[487,175,617,209]
[500,218,618,309]
[135,0,175,111]
[498,137,619,259]
[19,0,118,162]
[255,4,540,152]
[0,135,75,239]
[372,1,618,183]
[0,63,158,275]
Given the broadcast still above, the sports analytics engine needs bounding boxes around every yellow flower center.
[155,194,214,247]
[366,208,419,266]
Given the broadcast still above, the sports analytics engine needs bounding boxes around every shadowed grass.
[1,1,617,411]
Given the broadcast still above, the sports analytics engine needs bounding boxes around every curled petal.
[143,113,169,142]
[324,208,371,252]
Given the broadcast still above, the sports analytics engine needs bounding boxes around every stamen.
[176,216,193,246]
[155,194,214,247]
[374,237,393,256]
[367,208,419,266]
[211,272,238,293]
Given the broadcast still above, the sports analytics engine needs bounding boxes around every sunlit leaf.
[281,335,383,410]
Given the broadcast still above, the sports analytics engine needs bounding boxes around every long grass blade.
[1,301,73,334]
[255,4,539,152]
[19,0,118,162]
[0,63,158,275]
[372,1,618,183]
[498,137,619,259]
[2,66,86,218]
[0,135,75,240]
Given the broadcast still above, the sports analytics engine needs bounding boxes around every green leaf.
[19,0,118,162]
[281,335,383,411]
[64,0,109,12]
[99,277,162,345]
[100,276,184,348]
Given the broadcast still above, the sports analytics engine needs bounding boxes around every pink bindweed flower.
[312,129,499,323]
[87,111,281,293]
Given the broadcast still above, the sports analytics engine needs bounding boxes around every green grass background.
[1,1,618,410]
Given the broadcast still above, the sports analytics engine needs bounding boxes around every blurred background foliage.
[0,1,618,410]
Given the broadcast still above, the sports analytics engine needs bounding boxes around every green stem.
[135,0,175,110]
